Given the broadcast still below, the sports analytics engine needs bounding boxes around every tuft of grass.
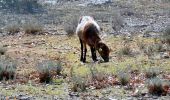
[64,15,78,37]
[0,56,17,80]
[89,67,107,82]
[147,78,165,96]
[162,27,170,45]
[71,75,87,92]
[23,22,44,35]
[0,46,7,55]
[136,39,145,51]
[5,23,20,35]
[117,71,130,86]
[118,45,132,56]
[145,67,159,78]
[36,60,63,83]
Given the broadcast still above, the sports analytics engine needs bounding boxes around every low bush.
[162,27,170,45]
[5,23,20,35]
[0,46,7,55]
[23,22,44,35]
[36,60,62,83]
[148,78,164,95]
[145,67,159,78]
[64,15,79,37]
[0,56,17,80]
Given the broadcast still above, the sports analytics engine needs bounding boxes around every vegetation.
[0,46,7,55]
[23,22,44,35]
[147,78,167,96]
[5,23,20,35]
[117,70,130,86]
[36,60,63,83]
[0,56,17,80]
[64,15,79,36]
[0,0,44,14]
[162,27,170,45]
[145,67,159,78]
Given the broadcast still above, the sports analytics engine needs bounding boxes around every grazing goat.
[76,16,110,63]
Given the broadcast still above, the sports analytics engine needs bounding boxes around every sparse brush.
[144,44,155,57]
[153,43,164,52]
[118,45,132,56]
[147,78,167,96]
[71,75,86,92]
[162,27,170,45]
[64,15,79,37]
[5,23,20,35]
[0,56,17,80]
[117,71,130,86]
[144,43,164,57]
[111,12,124,33]
[36,60,63,83]
[0,46,7,55]
[145,67,159,78]
[23,22,43,35]
[136,39,145,50]
[89,67,107,82]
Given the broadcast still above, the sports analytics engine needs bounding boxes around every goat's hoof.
[80,62,85,65]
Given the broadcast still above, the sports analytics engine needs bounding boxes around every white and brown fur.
[76,16,110,62]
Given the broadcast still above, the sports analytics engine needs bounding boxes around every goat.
[76,16,110,63]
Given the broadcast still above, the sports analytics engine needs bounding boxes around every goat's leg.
[83,43,87,63]
[90,47,98,62]
[79,39,83,61]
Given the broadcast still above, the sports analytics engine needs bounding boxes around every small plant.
[118,45,132,56]
[89,67,109,89]
[0,56,17,80]
[144,44,155,57]
[5,23,20,35]
[0,46,7,55]
[145,67,159,78]
[89,67,107,82]
[162,27,170,45]
[36,60,62,83]
[147,78,165,96]
[71,75,87,92]
[136,39,145,51]
[64,15,78,37]
[23,22,43,35]
[117,71,130,86]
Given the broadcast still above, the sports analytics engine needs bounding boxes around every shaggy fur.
[76,16,110,62]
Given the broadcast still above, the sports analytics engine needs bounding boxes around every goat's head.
[96,41,110,62]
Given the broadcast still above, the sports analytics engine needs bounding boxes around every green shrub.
[64,15,78,37]
[162,27,170,45]
[0,46,7,55]
[71,75,86,92]
[89,67,107,82]
[5,23,20,35]
[117,71,130,86]
[118,45,132,56]
[0,56,17,80]
[145,67,159,78]
[36,60,62,83]
[147,78,164,96]
[23,22,44,35]
[0,0,43,14]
